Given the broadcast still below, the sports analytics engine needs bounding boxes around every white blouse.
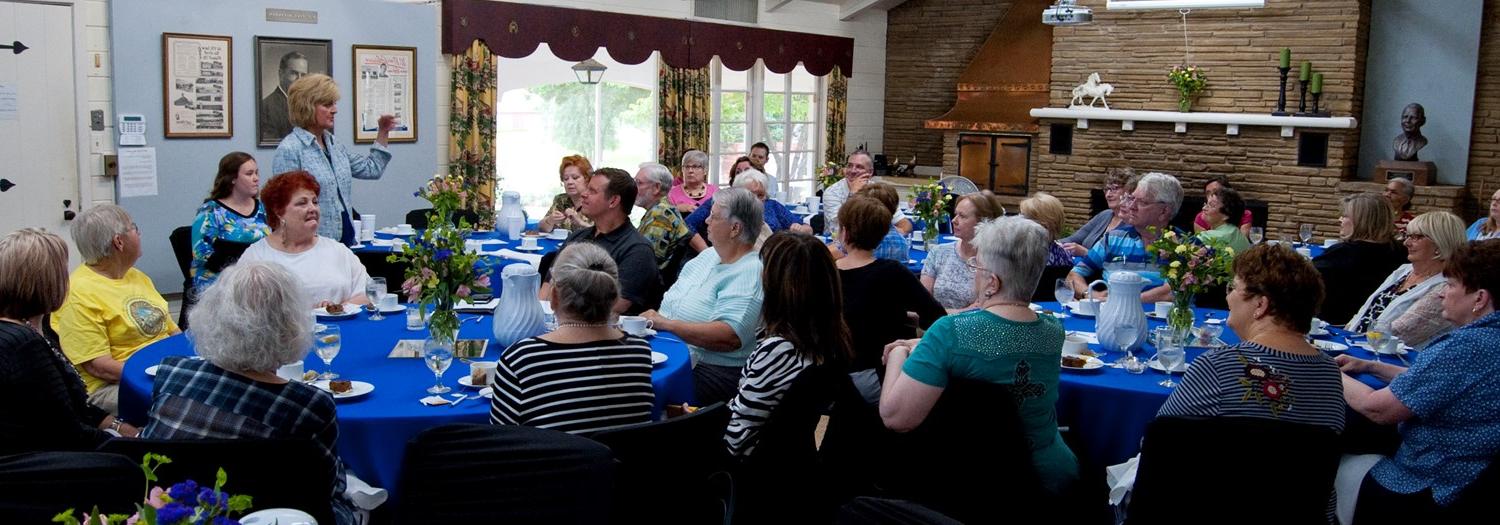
[239,236,370,307]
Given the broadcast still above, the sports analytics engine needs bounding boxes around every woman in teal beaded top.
[880,215,1079,495]
[190,152,270,292]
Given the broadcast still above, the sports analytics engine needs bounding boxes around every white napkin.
[369,238,394,247]
[1336,454,1383,525]
[419,395,453,406]
[1068,331,1100,344]
[492,248,543,268]
[1106,454,1141,507]
[344,472,388,511]
[455,298,499,311]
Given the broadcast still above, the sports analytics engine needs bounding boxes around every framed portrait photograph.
[352,45,418,143]
[255,36,332,147]
[162,33,232,138]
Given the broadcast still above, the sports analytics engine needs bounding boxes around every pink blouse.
[668,183,717,209]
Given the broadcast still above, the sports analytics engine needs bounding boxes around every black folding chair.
[734,365,851,524]
[0,451,143,522]
[587,402,733,524]
[1128,416,1339,525]
[394,424,614,524]
[169,226,194,328]
[99,437,337,524]
[835,496,963,525]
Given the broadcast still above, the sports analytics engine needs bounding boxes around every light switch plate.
[90,109,105,131]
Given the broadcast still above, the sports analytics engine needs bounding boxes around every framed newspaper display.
[351,45,417,143]
[162,33,232,138]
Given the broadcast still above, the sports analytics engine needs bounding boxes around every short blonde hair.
[0,229,70,319]
[71,204,135,264]
[1340,193,1395,243]
[287,73,340,129]
[1406,211,1467,261]
[1020,192,1066,240]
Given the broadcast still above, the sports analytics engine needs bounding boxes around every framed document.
[255,36,332,147]
[162,33,232,138]
[351,45,417,143]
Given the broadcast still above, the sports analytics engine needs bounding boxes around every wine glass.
[1112,323,1140,365]
[1053,278,1073,309]
[424,339,454,394]
[1157,343,1186,387]
[1299,224,1314,246]
[366,277,388,321]
[314,325,341,380]
[1249,226,1264,244]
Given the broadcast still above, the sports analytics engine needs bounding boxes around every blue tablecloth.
[1038,301,1404,466]
[118,312,695,496]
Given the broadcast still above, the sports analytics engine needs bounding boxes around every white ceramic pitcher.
[1094,271,1149,353]
[493,264,548,348]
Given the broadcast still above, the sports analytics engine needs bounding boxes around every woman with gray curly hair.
[51,204,179,415]
[490,243,655,434]
[142,261,357,524]
[668,149,717,214]
[644,187,767,404]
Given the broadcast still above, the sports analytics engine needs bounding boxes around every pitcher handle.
[1087,280,1110,301]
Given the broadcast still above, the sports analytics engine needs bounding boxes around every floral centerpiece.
[909,180,953,244]
[816,161,842,192]
[1146,228,1235,337]
[388,175,492,343]
[53,454,253,525]
[1167,65,1208,112]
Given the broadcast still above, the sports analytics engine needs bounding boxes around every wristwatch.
[107,418,124,432]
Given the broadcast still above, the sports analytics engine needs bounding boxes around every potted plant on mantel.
[1168,65,1208,112]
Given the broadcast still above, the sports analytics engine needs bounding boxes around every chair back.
[1128,416,1339,524]
[169,226,193,280]
[835,497,963,525]
[938,176,980,196]
[1446,448,1500,518]
[659,235,697,290]
[735,365,850,523]
[98,437,337,524]
[587,402,732,523]
[0,451,143,521]
[395,424,614,524]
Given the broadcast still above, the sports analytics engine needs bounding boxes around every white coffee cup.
[1154,301,1173,318]
[469,361,498,385]
[361,214,377,240]
[397,223,414,234]
[1323,238,1338,248]
[1296,246,1312,258]
[619,315,653,335]
[276,360,305,382]
[1062,334,1090,355]
[1076,299,1102,316]
[521,236,540,249]
[549,228,570,240]
[349,220,362,243]
[378,294,399,311]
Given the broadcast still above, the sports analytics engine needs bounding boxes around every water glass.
[1053,278,1073,307]
[1113,323,1140,365]
[1249,226,1264,244]
[314,325,341,380]
[366,277,388,321]
[424,339,454,394]
[1299,224,1314,246]
[1157,344,1186,387]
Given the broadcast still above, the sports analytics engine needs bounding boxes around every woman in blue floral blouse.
[190,152,270,293]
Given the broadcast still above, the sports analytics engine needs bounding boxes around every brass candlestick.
[1272,67,1292,116]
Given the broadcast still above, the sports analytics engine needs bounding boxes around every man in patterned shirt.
[635,162,700,269]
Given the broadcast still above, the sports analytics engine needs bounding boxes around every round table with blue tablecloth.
[354,230,564,298]
[117,312,695,497]
[1037,301,1402,467]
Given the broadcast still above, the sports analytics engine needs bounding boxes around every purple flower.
[434,248,452,261]
[167,480,200,505]
[156,503,194,524]
[211,518,241,525]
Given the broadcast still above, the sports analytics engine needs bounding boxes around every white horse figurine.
[1070,72,1113,109]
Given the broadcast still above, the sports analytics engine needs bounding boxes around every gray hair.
[1388,176,1415,200]
[681,149,709,169]
[188,261,311,373]
[71,204,135,264]
[638,162,674,196]
[1138,172,1185,216]
[732,168,768,192]
[550,243,619,324]
[714,187,764,246]
[971,216,1049,303]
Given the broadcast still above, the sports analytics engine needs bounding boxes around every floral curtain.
[657,62,712,177]
[448,40,497,227]
[824,65,848,165]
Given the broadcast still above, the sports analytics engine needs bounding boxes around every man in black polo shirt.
[542,167,661,314]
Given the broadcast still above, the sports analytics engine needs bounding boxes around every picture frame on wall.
[255,36,332,147]
[162,33,232,138]
[351,45,418,143]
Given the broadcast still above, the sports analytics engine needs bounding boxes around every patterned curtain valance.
[441,0,855,76]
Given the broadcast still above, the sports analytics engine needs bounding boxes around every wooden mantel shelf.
[1029,107,1358,138]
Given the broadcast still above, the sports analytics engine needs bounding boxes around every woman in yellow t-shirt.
[51,205,179,415]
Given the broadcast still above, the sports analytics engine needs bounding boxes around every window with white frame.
[711,59,823,203]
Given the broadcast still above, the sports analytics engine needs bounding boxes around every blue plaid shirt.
[1070,225,1172,287]
[143,356,353,523]
[873,225,911,262]
[272,127,391,241]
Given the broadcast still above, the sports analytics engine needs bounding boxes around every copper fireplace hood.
[924,0,1054,133]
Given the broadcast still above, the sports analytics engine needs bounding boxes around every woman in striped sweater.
[724,232,852,457]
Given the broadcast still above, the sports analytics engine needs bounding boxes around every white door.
[0,1,81,260]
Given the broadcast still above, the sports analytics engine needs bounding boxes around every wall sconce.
[572,59,607,85]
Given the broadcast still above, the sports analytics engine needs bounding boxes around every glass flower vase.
[1178,93,1193,112]
[1167,293,1196,342]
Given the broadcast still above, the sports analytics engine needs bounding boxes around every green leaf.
[140,504,157,524]
[215,467,228,492]
[50,508,79,525]
[227,494,254,514]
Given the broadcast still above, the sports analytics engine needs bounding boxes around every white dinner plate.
[457,375,487,389]
[376,304,407,314]
[513,245,544,251]
[548,231,569,240]
[1061,356,1105,371]
[651,351,668,366]
[381,227,416,236]
[348,243,365,249]
[1147,357,1189,373]
[478,386,494,399]
[1312,340,1349,353]
[144,364,160,377]
[1146,311,1168,320]
[1353,341,1411,355]
[311,380,374,400]
[626,328,657,338]
[313,304,360,320]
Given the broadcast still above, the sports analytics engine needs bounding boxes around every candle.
[1310,73,1324,94]
[1300,61,1311,81]
[1279,48,1291,69]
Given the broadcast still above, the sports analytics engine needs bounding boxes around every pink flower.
[146,486,167,508]
[456,285,472,298]
[475,274,491,288]
[1184,274,1197,286]
[403,277,422,297]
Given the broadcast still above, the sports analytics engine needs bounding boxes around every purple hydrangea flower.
[156,502,194,524]
[167,480,200,505]
[435,248,452,261]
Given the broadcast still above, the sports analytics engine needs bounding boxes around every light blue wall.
[110,0,438,292]
[1358,0,1482,185]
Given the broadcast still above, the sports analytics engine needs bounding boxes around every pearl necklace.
[556,321,609,329]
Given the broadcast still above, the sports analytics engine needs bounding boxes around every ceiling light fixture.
[1043,0,1094,26]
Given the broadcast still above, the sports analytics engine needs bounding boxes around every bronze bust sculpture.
[1393,103,1428,161]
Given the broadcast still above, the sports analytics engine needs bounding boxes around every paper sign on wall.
[0,82,17,121]
[118,147,159,198]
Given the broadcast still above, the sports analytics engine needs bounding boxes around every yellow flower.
[1175,245,1189,255]
[1168,269,1178,279]
[1165,230,1178,240]
[1170,260,1182,268]
[1225,246,1235,256]
[944,194,953,200]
